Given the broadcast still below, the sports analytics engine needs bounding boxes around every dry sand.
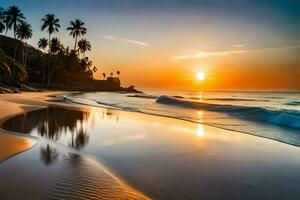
[0,92,54,162]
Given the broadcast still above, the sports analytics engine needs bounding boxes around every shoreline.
[1,91,300,199]
[64,92,300,149]
[0,91,150,200]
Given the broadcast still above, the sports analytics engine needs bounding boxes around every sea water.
[63,91,300,146]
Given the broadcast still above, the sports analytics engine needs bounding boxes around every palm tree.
[41,14,60,51]
[102,73,106,80]
[81,57,92,71]
[0,7,5,34]
[16,21,32,66]
[77,39,91,58]
[37,38,48,85]
[3,6,25,39]
[38,38,48,53]
[3,5,26,77]
[49,37,61,54]
[66,19,87,50]
[117,70,120,77]
[93,67,97,73]
[48,37,61,85]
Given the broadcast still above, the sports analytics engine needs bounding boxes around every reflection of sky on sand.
[4,106,300,199]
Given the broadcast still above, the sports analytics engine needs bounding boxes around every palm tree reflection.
[3,107,90,149]
[70,125,89,149]
[40,144,58,165]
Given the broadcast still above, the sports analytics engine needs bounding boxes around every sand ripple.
[47,154,150,200]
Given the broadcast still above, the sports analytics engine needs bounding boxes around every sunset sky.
[2,0,300,91]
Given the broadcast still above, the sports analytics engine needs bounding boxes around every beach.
[0,91,300,199]
[0,92,149,200]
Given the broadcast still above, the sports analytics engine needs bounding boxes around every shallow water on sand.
[64,91,300,147]
[3,106,300,199]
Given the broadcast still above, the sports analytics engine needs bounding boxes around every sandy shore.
[0,92,54,162]
[0,92,150,200]
[1,92,300,199]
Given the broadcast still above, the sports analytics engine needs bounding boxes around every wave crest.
[156,95,300,129]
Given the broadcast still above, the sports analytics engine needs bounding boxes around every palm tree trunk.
[22,42,25,66]
[46,33,51,86]
[42,54,46,86]
[74,35,78,51]
[13,31,17,79]
[48,54,57,85]
[24,45,28,68]
[48,34,51,52]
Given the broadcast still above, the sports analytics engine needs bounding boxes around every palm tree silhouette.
[41,14,60,52]
[3,6,25,39]
[66,19,87,51]
[77,39,91,58]
[16,21,32,67]
[117,70,120,77]
[48,37,61,85]
[37,38,48,85]
[3,5,26,77]
[102,73,106,80]
[38,38,48,51]
[0,7,5,34]
[49,37,61,54]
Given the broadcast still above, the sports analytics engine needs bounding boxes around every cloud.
[171,45,300,60]
[103,35,149,46]
[232,44,247,48]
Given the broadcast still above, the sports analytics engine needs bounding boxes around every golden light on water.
[196,124,205,137]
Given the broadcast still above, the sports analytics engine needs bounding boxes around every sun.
[196,71,205,81]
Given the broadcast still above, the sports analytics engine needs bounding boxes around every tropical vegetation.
[0,5,136,93]
[0,5,98,89]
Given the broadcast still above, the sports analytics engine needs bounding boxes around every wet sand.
[1,92,300,199]
[0,92,50,162]
[0,92,150,200]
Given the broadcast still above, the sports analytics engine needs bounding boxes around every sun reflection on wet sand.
[196,124,205,137]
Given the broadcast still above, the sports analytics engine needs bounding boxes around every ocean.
[62,91,300,147]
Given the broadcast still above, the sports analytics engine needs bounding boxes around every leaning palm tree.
[41,14,60,51]
[16,21,32,66]
[66,19,87,50]
[37,38,48,85]
[3,5,26,77]
[77,39,91,58]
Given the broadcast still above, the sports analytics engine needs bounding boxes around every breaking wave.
[156,95,300,129]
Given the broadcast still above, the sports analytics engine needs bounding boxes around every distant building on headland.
[106,77,121,85]
[88,77,141,93]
